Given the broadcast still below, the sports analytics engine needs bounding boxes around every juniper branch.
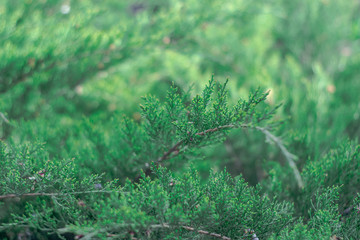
[133,223,233,240]
[0,190,115,200]
[178,225,232,240]
[195,124,237,136]
[157,140,184,163]
[153,124,303,190]
[0,112,10,124]
[157,124,248,164]
[255,126,304,189]
[59,223,232,240]
[138,124,245,181]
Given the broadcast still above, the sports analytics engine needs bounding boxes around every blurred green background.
[1,0,360,186]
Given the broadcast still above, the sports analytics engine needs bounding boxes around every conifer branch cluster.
[1,1,360,238]
[0,77,293,239]
[1,77,360,239]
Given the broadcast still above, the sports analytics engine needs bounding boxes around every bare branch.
[195,124,236,136]
[179,225,231,240]
[255,126,304,189]
[156,124,246,164]
[157,140,184,163]
[0,112,10,124]
[0,190,114,200]
[59,223,233,240]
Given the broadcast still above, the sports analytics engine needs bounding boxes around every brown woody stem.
[0,190,113,200]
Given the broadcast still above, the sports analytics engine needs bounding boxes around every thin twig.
[179,225,231,240]
[0,190,115,200]
[0,112,10,124]
[157,124,243,164]
[157,140,184,163]
[141,224,232,240]
[255,126,304,189]
[59,223,232,239]
[137,125,242,181]
[195,124,236,136]
[156,124,304,189]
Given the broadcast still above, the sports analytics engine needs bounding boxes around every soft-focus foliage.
[1,0,360,239]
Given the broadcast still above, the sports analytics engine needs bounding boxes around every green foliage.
[1,0,360,239]
[2,78,359,239]
[7,78,276,183]
[263,140,360,221]
[2,166,293,239]
[271,187,360,240]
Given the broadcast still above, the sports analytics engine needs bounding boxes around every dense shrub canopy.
[1,0,359,239]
